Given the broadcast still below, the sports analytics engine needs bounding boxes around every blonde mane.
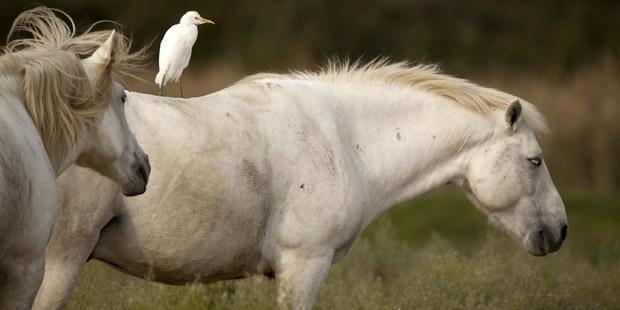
[242,59,548,134]
[0,7,147,169]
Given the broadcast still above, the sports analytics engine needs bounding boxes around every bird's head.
[180,11,215,26]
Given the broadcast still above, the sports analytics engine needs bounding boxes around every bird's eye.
[121,93,127,103]
[527,157,542,167]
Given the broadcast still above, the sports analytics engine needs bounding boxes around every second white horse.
[36,60,567,309]
[0,7,150,309]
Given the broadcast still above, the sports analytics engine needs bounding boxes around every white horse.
[35,60,567,309]
[0,8,150,309]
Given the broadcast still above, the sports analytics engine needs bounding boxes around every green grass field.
[68,189,620,309]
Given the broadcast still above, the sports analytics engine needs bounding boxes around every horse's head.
[459,100,567,256]
[5,7,150,195]
[76,31,150,196]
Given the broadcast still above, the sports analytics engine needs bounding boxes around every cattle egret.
[155,11,214,97]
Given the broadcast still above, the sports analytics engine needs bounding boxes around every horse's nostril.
[560,225,568,241]
[136,164,148,184]
[537,229,545,244]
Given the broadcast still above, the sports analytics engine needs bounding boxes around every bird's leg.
[179,78,184,98]
[159,84,163,96]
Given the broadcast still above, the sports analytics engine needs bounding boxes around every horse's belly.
[94,249,262,285]
[92,205,270,285]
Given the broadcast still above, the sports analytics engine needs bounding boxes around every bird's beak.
[199,17,215,25]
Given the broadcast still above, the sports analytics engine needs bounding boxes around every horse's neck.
[331,83,494,224]
[54,141,85,175]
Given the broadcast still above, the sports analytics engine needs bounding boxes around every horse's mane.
[242,58,548,134]
[0,7,147,169]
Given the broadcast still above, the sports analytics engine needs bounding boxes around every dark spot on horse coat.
[239,159,267,194]
[265,82,282,90]
[396,132,402,140]
[300,183,304,189]
[225,112,239,124]
[321,145,337,176]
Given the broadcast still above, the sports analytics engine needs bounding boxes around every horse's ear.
[82,30,116,84]
[505,99,523,131]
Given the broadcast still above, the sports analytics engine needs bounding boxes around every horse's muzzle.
[123,153,151,196]
[524,223,568,256]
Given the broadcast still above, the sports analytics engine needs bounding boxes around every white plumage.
[155,11,214,97]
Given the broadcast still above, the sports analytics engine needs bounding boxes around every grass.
[67,189,620,309]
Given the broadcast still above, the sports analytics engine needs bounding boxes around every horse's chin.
[122,180,147,197]
[121,171,148,196]
[523,233,550,257]
[121,156,150,196]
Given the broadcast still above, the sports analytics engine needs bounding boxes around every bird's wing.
[158,24,183,71]
[158,25,198,72]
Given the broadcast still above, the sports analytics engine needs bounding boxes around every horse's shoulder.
[0,99,56,188]
[0,117,33,222]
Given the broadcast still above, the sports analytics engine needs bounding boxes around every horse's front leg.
[276,249,334,310]
[33,210,114,310]
[32,225,102,310]
[33,168,118,310]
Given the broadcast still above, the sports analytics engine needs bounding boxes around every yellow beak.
[199,17,215,25]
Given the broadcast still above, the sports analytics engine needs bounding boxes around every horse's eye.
[527,157,542,167]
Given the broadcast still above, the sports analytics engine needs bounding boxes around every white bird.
[155,11,214,97]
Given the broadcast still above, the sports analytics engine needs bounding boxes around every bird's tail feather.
[155,65,169,88]
[155,71,164,87]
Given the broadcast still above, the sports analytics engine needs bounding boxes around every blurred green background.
[2,0,619,75]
